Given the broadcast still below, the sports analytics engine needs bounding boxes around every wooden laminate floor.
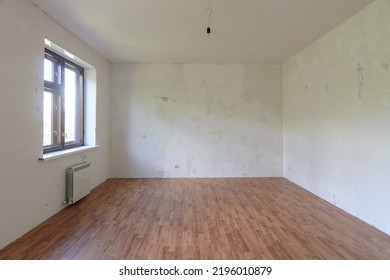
[1,178,390,259]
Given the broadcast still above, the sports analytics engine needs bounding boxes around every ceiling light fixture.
[205,0,213,38]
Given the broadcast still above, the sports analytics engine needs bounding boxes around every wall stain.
[305,85,309,93]
[217,99,235,118]
[155,96,176,103]
[356,63,364,99]
[325,82,329,95]
[381,62,389,70]
[242,81,258,103]
[206,90,214,106]
[157,168,165,177]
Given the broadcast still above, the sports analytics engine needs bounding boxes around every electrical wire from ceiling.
[205,0,213,38]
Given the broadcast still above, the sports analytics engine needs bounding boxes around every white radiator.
[65,162,92,204]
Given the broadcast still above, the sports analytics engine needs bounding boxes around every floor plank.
[1,178,390,259]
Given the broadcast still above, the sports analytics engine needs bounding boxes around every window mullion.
[60,59,66,149]
[77,70,84,144]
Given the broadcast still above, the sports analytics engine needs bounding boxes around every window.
[43,48,84,153]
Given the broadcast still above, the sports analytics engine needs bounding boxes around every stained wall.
[111,64,282,178]
[283,0,390,234]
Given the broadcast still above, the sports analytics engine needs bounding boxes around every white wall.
[282,0,390,234]
[111,64,282,178]
[0,0,111,249]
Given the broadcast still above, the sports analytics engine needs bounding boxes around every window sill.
[39,145,99,162]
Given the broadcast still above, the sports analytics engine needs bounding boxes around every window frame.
[43,48,85,154]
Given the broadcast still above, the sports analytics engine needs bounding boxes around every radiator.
[65,162,92,204]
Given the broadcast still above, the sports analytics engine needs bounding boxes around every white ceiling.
[32,0,375,63]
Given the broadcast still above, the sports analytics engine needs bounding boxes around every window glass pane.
[43,91,53,146]
[64,68,78,143]
[43,48,84,153]
[44,58,54,82]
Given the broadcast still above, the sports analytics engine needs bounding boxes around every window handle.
[53,131,58,136]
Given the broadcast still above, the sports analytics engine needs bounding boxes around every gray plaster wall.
[111,64,282,178]
[282,0,390,234]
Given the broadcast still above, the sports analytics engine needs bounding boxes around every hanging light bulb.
[205,0,212,38]
[206,26,211,38]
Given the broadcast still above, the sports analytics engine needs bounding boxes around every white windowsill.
[39,145,99,161]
